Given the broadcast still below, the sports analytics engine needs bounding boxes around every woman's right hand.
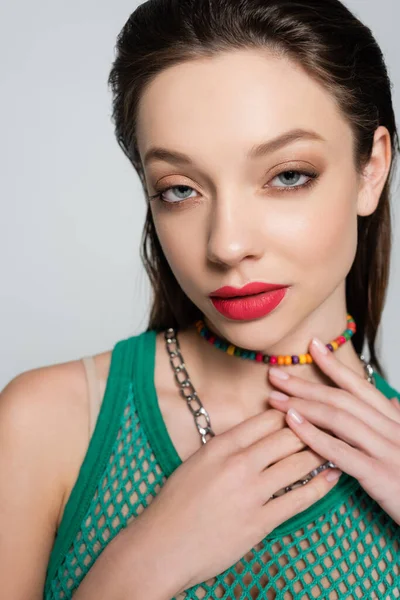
[127,408,342,595]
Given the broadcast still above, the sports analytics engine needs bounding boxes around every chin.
[203,310,291,353]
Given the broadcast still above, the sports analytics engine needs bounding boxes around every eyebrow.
[143,128,326,167]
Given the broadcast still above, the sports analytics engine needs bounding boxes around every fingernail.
[325,469,342,482]
[287,407,304,424]
[311,337,328,355]
[269,391,289,402]
[269,367,289,380]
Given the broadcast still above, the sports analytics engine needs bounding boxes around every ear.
[357,125,392,217]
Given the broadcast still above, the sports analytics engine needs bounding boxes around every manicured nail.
[287,407,304,424]
[269,367,289,380]
[325,469,342,482]
[311,337,328,355]
[269,391,289,402]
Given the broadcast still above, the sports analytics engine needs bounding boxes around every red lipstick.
[209,282,287,298]
[209,282,289,321]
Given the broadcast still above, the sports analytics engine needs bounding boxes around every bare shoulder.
[0,349,112,598]
[1,349,113,520]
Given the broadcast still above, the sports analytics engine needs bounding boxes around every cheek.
[282,186,358,290]
[151,211,203,291]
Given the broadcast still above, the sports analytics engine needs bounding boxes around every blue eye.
[149,169,319,206]
[152,184,197,203]
[267,169,319,192]
[272,171,306,187]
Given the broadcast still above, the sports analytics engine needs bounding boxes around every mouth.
[209,287,290,321]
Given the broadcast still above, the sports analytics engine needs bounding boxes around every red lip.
[210,287,289,321]
[209,281,288,298]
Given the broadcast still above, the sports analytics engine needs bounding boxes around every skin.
[1,48,396,600]
[135,48,392,423]
[267,339,400,524]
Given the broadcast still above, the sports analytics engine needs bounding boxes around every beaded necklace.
[195,313,356,366]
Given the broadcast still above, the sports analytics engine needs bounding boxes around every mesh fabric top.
[44,330,400,599]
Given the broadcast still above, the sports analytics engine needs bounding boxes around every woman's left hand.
[267,336,400,525]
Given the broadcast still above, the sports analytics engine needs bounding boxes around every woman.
[1,0,400,598]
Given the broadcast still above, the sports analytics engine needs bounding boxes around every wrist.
[110,520,189,599]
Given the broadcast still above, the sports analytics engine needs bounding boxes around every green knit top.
[44,329,400,599]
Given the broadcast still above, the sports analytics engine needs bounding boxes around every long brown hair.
[107,0,399,380]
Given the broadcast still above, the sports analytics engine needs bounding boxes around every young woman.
[1,0,400,598]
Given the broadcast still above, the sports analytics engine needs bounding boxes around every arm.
[0,365,87,599]
[72,518,188,600]
[0,363,188,600]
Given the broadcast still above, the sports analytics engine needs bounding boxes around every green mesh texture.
[44,384,399,599]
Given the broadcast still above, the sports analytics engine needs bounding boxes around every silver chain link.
[164,327,375,499]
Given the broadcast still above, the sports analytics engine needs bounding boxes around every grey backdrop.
[1,0,399,389]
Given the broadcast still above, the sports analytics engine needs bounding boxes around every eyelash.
[148,169,319,207]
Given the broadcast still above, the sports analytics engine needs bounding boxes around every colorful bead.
[194,314,356,366]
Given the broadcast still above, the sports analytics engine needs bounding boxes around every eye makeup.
[148,167,320,208]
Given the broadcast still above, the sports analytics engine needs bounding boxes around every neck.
[176,286,367,418]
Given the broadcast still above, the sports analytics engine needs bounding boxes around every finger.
[258,448,332,502]
[243,426,307,472]
[391,396,400,411]
[267,376,400,445]
[217,407,287,452]
[282,405,379,481]
[280,398,397,460]
[262,468,342,535]
[302,335,400,421]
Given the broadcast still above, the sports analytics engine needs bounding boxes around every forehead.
[136,48,352,164]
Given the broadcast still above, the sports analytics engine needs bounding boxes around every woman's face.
[136,49,376,351]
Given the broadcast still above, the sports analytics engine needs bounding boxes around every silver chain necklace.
[164,327,375,499]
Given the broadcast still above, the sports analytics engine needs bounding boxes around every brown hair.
[107,0,399,379]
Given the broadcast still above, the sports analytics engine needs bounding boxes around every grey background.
[1,0,399,389]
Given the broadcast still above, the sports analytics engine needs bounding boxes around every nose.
[206,194,263,268]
